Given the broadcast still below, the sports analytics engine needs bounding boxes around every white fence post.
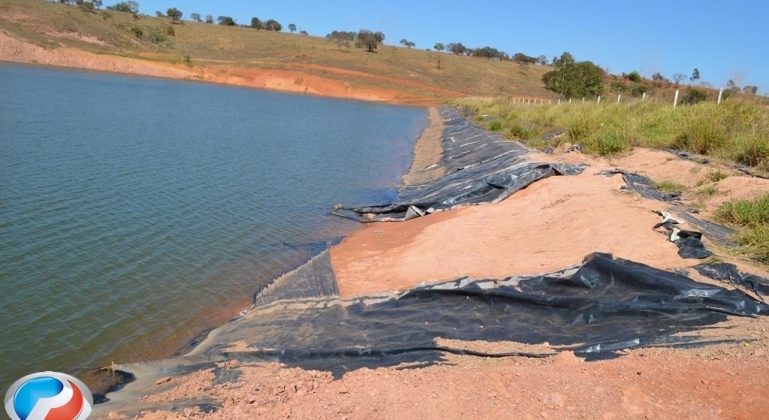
[597,96,601,104]
[642,92,646,101]
[718,88,723,104]
[569,98,572,104]
[673,90,679,108]
[582,98,585,103]
[548,100,551,105]
[557,99,561,105]
[617,94,621,104]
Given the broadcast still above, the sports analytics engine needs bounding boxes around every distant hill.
[0,0,559,105]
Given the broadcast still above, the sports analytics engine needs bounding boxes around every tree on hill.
[651,72,668,84]
[166,7,182,22]
[108,1,139,14]
[542,59,605,98]
[190,12,201,22]
[288,23,296,33]
[264,19,282,31]
[690,68,700,82]
[434,42,445,52]
[300,30,308,35]
[743,85,758,95]
[250,17,263,30]
[205,14,213,23]
[400,39,415,48]
[512,53,537,64]
[155,10,164,17]
[553,52,575,68]
[537,55,548,65]
[448,42,466,55]
[217,16,236,26]
[672,73,686,85]
[356,30,384,52]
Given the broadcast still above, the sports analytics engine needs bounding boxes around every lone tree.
[448,42,466,55]
[217,15,236,26]
[690,68,700,82]
[300,30,308,35]
[288,23,296,33]
[542,58,605,98]
[672,73,686,85]
[166,7,182,22]
[434,42,445,52]
[205,14,213,23]
[250,17,263,30]
[264,19,282,31]
[356,30,384,52]
[537,55,548,65]
[400,39,415,48]
[190,12,201,22]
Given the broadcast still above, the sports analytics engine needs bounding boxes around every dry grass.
[0,0,556,101]
[455,97,769,170]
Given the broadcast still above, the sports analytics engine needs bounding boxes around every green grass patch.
[698,185,718,197]
[654,180,686,192]
[708,171,728,182]
[714,194,769,262]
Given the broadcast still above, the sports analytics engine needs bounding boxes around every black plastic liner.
[192,253,768,374]
[334,107,586,222]
[693,262,769,297]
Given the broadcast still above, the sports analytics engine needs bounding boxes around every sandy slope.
[0,31,443,106]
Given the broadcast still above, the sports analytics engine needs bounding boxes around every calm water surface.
[0,63,426,389]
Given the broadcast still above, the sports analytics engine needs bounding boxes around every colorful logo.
[4,372,92,420]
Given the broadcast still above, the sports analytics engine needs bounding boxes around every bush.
[488,120,502,131]
[165,25,175,36]
[626,71,642,83]
[681,88,708,105]
[130,24,142,38]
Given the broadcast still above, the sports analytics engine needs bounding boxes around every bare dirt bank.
[0,31,441,106]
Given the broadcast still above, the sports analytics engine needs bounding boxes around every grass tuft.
[654,180,685,192]
[714,194,769,262]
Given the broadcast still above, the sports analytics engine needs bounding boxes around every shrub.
[488,120,502,131]
[165,25,175,36]
[680,88,708,105]
[708,171,728,182]
[626,71,642,83]
[130,24,142,38]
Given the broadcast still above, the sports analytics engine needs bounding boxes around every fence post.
[718,88,723,104]
[617,94,621,104]
[548,100,551,105]
[557,99,561,105]
[569,98,572,104]
[582,98,585,103]
[673,90,679,108]
[642,92,646,101]
[597,96,601,104]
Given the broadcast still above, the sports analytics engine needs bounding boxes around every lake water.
[0,63,426,390]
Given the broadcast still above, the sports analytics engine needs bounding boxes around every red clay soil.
[123,343,769,420]
[0,31,447,106]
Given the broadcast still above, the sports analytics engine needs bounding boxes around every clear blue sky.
[134,0,768,93]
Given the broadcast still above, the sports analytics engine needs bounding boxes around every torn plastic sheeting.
[598,169,681,202]
[335,106,586,222]
[191,253,768,373]
[693,262,769,296]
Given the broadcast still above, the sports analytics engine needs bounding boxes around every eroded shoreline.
[0,31,445,106]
